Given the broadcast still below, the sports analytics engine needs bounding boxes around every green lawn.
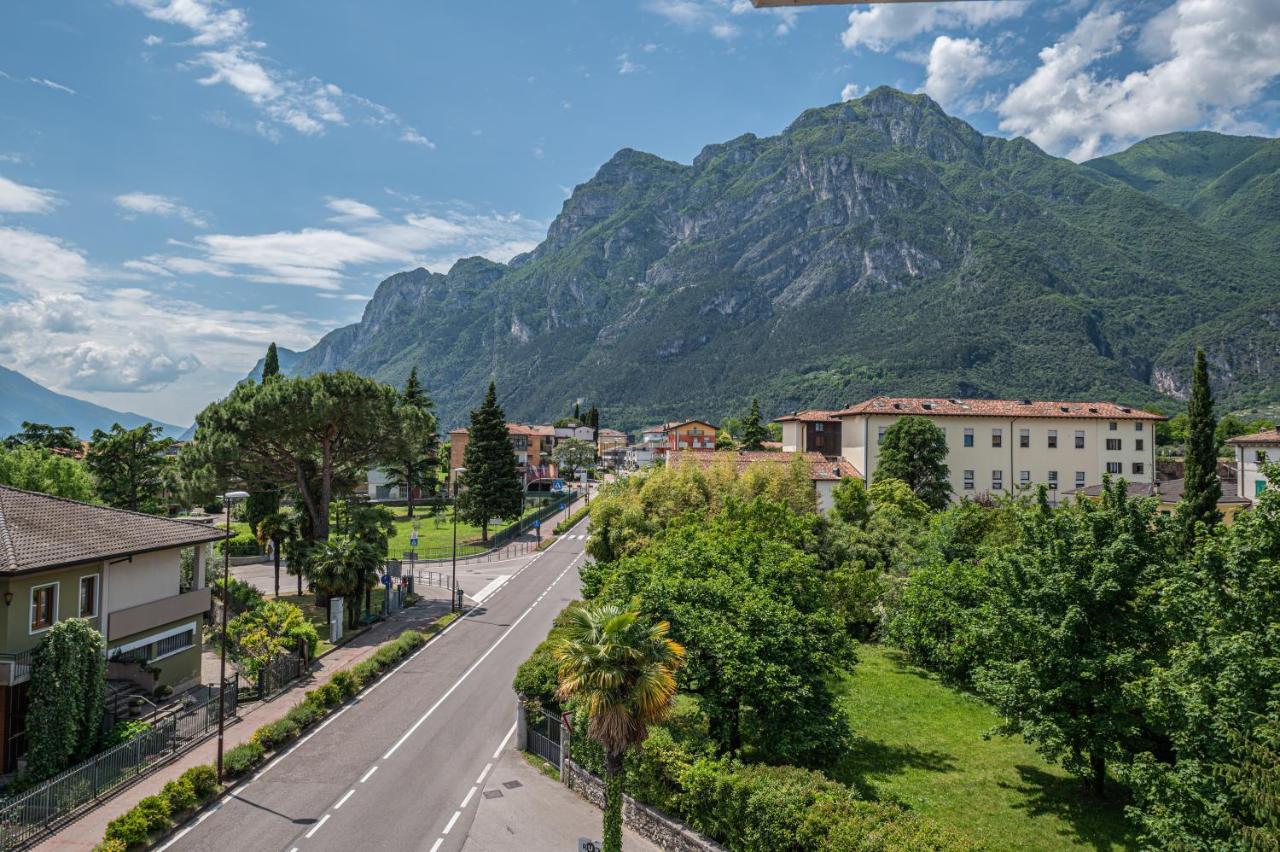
[833,645,1135,851]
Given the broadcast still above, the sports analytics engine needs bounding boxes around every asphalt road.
[163,523,590,852]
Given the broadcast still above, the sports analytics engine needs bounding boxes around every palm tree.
[256,510,293,598]
[554,604,684,852]
[307,537,379,629]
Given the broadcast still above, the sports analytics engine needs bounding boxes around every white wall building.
[1227,428,1279,501]
[834,397,1163,503]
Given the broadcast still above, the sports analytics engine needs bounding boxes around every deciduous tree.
[26,619,106,779]
[553,437,595,479]
[0,446,96,501]
[874,416,951,511]
[3,421,79,452]
[86,423,173,513]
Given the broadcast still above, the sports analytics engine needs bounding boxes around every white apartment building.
[835,397,1163,503]
[1227,428,1279,501]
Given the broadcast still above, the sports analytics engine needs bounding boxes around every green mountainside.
[0,365,181,439]
[282,88,1280,429]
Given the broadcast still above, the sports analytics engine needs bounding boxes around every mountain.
[278,88,1280,429]
[1085,132,1280,256]
[0,365,182,439]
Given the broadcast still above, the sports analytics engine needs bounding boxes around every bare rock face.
[274,87,1280,428]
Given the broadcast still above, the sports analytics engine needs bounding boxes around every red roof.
[1226,429,1280,446]
[670,450,861,482]
[449,422,555,437]
[835,396,1164,421]
[773,410,841,423]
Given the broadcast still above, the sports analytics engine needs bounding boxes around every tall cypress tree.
[588,405,600,443]
[740,398,768,451]
[458,382,523,542]
[1180,348,1222,540]
[262,342,281,381]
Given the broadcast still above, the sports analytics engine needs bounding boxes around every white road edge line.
[494,721,518,759]
[443,810,461,834]
[475,762,493,785]
[334,789,355,809]
[381,562,576,760]
[304,813,330,839]
[429,839,443,852]
[360,765,379,783]
[461,785,477,808]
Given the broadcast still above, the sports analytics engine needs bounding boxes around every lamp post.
[451,468,465,612]
[216,490,249,784]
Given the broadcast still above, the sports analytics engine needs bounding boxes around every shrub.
[252,717,301,750]
[181,764,219,799]
[315,682,342,707]
[103,809,151,847]
[352,659,379,684]
[103,719,152,748]
[216,532,261,558]
[331,670,359,699]
[284,700,324,730]
[553,503,591,535]
[222,741,265,777]
[210,577,264,616]
[161,775,197,813]
[797,794,977,851]
[135,794,172,833]
[94,839,128,852]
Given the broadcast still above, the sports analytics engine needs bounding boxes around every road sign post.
[329,597,343,645]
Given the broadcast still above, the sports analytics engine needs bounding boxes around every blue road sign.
[381,574,391,586]
[533,519,541,530]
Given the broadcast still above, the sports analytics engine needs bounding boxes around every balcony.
[0,647,36,685]
[107,588,211,643]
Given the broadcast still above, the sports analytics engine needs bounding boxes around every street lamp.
[451,468,466,612]
[216,490,250,784]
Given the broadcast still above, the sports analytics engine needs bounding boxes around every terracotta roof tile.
[0,486,225,574]
[1067,478,1252,505]
[773,410,842,423]
[836,396,1164,421]
[1226,429,1280,446]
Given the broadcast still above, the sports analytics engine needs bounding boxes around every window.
[1048,470,1059,488]
[78,575,98,618]
[1109,421,1118,431]
[1135,439,1144,451]
[1075,430,1086,449]
[1019,429,1030,448]
[963,470,975,490]
[1020,470,1031,485]
[992,470,1003,491]
[30,583,57,633]
[1258,451,1270,464]
[1260,480,1269,497]
[1132,462,1145,475]
[1106,462,1122,474]
[1075,471,1086,488]
[1048,430,1058,448]
[1136,422,1144,432]
[878,426,887,444]
[152,628,195,661]
[992,429,1003,448]
[814,422,824,432]
[1106,438,1122,451]
[963,428,974,448]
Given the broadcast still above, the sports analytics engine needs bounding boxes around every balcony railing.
[0,647,36,686]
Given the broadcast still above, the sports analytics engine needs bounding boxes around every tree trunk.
[1090,752,1106,798]
[728,704,742,754]
[364,579,372,619]
[272,540,280,598]
[406,470,415,518]
[602,751,624,852]
[481,519,489,544]
[297,563,303,596]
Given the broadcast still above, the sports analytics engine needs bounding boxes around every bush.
[883,557,992,687]
[135,794,172,833]
[798,794,977,851]
[222,741,265,778]
[94,839,128,852]
[103,719,152,748]
[285,699,325,730]
[351,659,379,685]
[307,682,342,708]
[103,809,151,847]
[181,764,219,800]
[210,577,263,616]
[216,532,261,558]
[161,775,197,813]
[553,503,591,535]
[331,670,359,699]
[252,717,301,750]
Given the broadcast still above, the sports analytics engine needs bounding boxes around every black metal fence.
[399,491,582,567]
[0,684,235,850]
[526,709,563,767]
[255,653,304,701]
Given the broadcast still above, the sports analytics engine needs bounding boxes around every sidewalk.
[462,748,658,852]
[36,598,450,852]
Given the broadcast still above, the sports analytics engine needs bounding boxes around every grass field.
[834,645,1135,851]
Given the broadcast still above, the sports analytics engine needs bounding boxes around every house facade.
[775,410,843,457]
[834,397,1163,503]
[0,486,222,771]
[449,423,558,489]
[1227,428,1279,501]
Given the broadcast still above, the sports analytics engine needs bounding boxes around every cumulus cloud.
[842,1,1027,52]
[0,226,89,295]
[55,341,201,393]
[0,175,59,214]
[997,0,1280,160]
[924,36,1004,112]
[115,191,209,228]
[122,0,431,146]
[841,83,863,102]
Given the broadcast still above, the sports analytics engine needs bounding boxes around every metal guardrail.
[0,683,236,850]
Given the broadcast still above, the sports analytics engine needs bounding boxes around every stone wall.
[565,760,725,852]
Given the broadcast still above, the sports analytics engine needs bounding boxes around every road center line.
[360,765,379,783]
[429,839,443,852]
[304,813,330,839]
[334,789,355,809]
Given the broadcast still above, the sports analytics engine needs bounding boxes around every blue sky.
[1,0,1277,425]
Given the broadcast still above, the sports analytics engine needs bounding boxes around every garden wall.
[565,760,725,852]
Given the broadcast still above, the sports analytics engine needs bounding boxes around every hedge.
[553,503,591,535]
[215,532,261,558]
[96,621,447,850]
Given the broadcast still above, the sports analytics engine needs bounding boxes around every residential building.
[834,397,1163,503]
[0,486,222,771]
[448,423,557,489]
[775,410,842,457]
[1227,428,1280,501]
[554,424,595,443]
[1068,478,1252,522]
[596,428,628,454]
[669,450,861,512]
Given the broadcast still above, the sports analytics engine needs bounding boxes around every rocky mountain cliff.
[281,88,1280,428]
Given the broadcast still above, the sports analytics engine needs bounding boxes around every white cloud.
[842,1,1027,52]
[997,0,1280,160]
[123,0,431,147]
[618,54,644,75]
[115,191,209,228]
[644,0,796,40]
[28,77,75,95]
[0,175,59,214]
[840,83,863,102]
[924,36,1003,112]
[710,22,739,40]
[325,197,381,222]
[0,226,89,295]
[143,34,164,46]
[55,341,201,393]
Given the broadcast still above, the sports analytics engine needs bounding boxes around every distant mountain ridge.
[0,365,182,439]
[256,88,1280,429]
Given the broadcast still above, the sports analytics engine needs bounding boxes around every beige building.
[1227,428,1279,502]
[834,397,1163,503]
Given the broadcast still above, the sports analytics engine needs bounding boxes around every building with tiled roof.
[444,423,561,492]
[833,396,1163,505]
[0,486,222,770]
[1068,478,1252,522]
[668,449,861,512]
[774,410,842,457]
[1226,429,1279,501]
